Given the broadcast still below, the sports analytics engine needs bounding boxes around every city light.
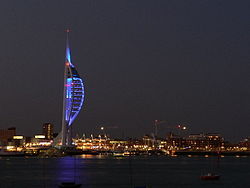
[35,135,45,139]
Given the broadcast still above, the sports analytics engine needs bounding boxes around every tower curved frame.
[61,32,84,146]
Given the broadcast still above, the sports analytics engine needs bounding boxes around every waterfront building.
[0,127,16,146]
[238,138,250,150]
[185,133,224,150]
[30,135,52,146]
[61,30,85,146]
[166,133,186,149]
[142,135,154,147]
[13,135,25,146]
[43,123,54,140]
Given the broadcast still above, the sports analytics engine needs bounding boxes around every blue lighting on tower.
[64,63,84,127]
[61,30,84,146]
[66,46,73,66]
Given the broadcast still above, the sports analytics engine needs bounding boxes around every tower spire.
[65,29,72,65]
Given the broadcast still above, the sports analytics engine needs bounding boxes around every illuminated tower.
[61,30,84,146]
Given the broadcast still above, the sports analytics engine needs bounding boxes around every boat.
[200,173,220,180]
[200,152,222,181]
[58,182,82,188]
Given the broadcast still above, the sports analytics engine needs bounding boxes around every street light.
[176,124,188,130]
[175,124,188,138]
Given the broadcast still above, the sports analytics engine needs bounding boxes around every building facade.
[0,127,16,146]
[43,123,54,140]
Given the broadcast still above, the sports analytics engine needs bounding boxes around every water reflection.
[78,154,103,159]
[56,156,85,185]
[0,156,249,188]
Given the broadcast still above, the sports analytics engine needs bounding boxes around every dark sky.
[1,0,250,141]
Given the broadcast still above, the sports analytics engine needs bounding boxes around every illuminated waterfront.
[0,155,250,187]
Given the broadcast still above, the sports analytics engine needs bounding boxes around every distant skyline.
[0,0,250,141]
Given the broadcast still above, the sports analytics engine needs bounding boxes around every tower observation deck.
[61,30,84,146]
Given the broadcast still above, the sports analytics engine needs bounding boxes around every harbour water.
[0,155,249,188]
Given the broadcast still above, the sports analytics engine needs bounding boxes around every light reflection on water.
[56,156,84,184]
[0,155,249,188]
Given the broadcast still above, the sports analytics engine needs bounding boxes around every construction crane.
[99,125,119,138]
[154,120,187,138]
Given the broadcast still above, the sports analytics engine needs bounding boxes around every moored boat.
[200,173,220,180]
[58,182,82,188]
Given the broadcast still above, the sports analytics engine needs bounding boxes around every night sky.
[1,0,250,141]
